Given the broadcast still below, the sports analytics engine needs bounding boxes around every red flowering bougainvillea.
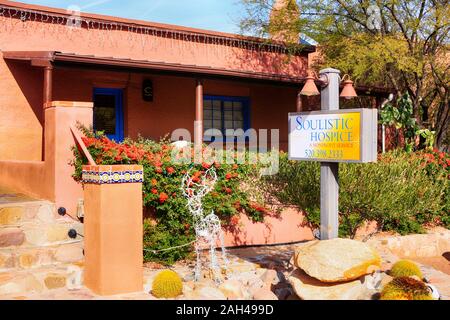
[72,128,268,264]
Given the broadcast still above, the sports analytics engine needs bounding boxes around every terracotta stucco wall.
[0,3,310,162]
[0,6,308,78]
[0,55,44,161]
[52,67,297,146]
[0,60,297,163]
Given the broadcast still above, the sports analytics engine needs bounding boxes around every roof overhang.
[2,51,308,85]
[2,51,394,95]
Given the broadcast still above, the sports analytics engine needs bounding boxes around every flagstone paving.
[0,235,448,300]
[1,188,447,300]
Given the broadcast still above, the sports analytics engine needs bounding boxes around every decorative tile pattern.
[82,169,144,184]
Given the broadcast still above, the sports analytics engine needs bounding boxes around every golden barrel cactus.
[151,270,183,299]
[380,277,432,300]
[390,260,423,279]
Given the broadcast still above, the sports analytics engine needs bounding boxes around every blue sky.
[17,0,245,33]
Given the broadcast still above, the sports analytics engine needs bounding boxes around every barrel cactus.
[380,277,432,300]
[390,260,423,279]
[151,270,183,299]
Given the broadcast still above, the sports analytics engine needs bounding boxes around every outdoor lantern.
[300,71,320,96]
[300,70,358,100]
[142,79,153,102]
[340,75,358,99]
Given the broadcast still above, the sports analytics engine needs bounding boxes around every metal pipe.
[194,79,204,149]
[296,92,303,112]
[43,65,53,107]
[380,94,394,154]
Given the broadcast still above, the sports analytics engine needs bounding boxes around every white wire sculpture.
[181,167,229,283]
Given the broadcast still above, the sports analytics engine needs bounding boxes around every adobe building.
[0,1,389,221]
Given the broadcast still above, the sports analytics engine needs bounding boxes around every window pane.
[234,120,244,130]
[94,94,116,135]
[204,100,212,108]
[234,111,243,121]
[213,110,222,120]
[203,97,248,140]
[224,120,234,130]
[204,119,213,129]
[213,100,221,110]
[213,120,222,129]
[204,109,213,119]
[224,109,233,120]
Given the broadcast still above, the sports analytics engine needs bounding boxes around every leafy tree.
[239,0,449,150]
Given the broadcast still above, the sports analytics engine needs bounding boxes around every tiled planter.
[82,165,143,296]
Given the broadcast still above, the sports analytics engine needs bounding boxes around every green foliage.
[239,0,450,150]
[380,93,433,152]
[143,220,195,266]
[267,150,449,238]
[151,270,183,299]
[72,129,269,265]
[380,277,432,300]
[418,129,436,151]
[390,260,424,279]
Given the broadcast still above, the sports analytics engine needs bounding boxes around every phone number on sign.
[305,149,344,159]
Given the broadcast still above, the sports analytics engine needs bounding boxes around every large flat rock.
[289,269,369,300]
[294,239,381,282]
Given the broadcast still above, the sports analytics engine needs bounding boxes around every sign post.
[320,68,340,240]
[288,68,378,240]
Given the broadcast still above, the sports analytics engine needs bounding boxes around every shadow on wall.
[5,59,45,159]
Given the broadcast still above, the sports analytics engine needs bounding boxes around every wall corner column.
[44,101,93,216]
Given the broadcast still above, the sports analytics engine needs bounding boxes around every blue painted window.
[93,88,124,142]
[203,95,250,142]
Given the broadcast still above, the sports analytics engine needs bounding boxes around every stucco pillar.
[44,101,93,217]
[82,165,144,295]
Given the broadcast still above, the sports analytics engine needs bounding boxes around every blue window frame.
[93,88,124,142]
[203,95,250,142]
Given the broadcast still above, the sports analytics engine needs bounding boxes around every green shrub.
[267,150,449,238]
